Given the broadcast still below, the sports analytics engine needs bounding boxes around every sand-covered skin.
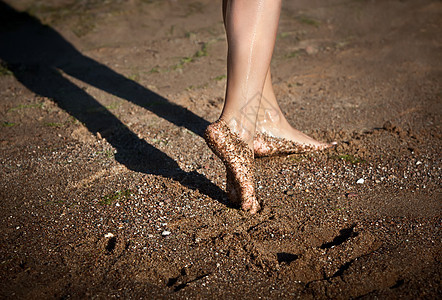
[0,0,441,298]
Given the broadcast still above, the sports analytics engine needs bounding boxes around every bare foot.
[254,111,334,157]
[204,119,260,214]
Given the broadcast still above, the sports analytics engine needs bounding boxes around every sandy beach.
[0,0,441,298]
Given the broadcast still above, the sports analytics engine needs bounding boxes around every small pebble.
[306,45,318,55]
[162,230,171,236]
[356,178,365,184]
[285,190,294,196]
[104,233,114,238]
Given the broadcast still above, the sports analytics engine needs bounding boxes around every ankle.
[256,108,284,132]
[219,116,255,149]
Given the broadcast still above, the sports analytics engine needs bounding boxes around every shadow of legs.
[6,60,224,203]
[0,2,225,203]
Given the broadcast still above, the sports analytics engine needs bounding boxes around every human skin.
[221,0,328,149]
[205,0,329,214]
[220,0,282,148]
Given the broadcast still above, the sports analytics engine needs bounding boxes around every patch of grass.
[149,67,160,74]
[95,149,115,159]
[45,122,64,127]
[278,32,291,39]
[214,74,226,81]
[127,73,139,81]
[297,16,320,27]
[0,63,13,76]
[277,31,303,42]
[194,42,209,58]
[286,49,303,58]
[337,154,365,164]
[182,56,194,64]
[186,82,208,91]
[8,102,44,112]
[173,41,211,70]
[287,155,305,162]
[336,40,350,49]
[69,116,79,124]
[173,56,194,70]
[185,31,196,39]
[100,189,132,205]
[2,121,16,127]
[277,31,300,39]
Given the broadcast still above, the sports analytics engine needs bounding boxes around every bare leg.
[205,0,281,213]
[222,2,330,151]
[220,0,281,148]
[256,69,329,148]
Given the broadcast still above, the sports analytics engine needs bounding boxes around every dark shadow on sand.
[0,2,225,203]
